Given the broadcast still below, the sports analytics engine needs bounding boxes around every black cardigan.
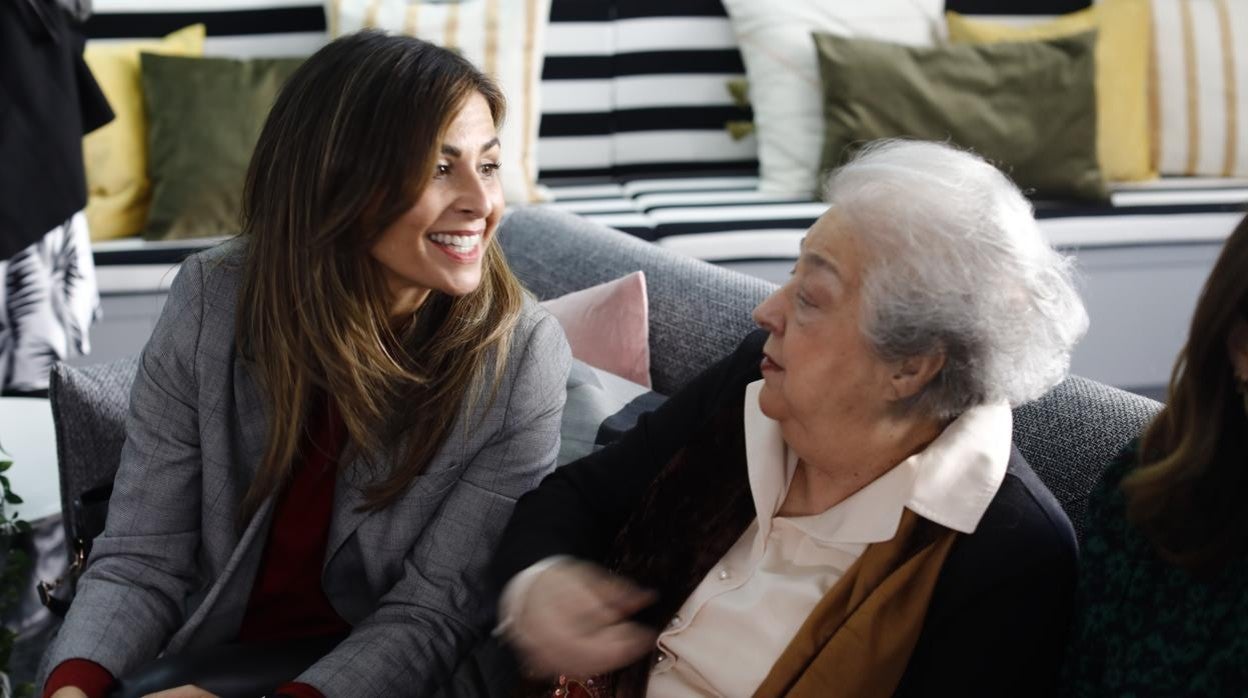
[493,330,1078,696]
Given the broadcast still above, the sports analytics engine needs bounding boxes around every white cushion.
[721,0,944,195]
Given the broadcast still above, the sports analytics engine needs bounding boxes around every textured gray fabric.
[499,206,775,395]
[560,361,650,467]
[42,241,571,696]
[1013,376,1162,540]
[49,356,138,556]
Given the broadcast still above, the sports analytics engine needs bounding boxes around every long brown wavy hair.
[235,31,525,522]
[1122,212,1248,574]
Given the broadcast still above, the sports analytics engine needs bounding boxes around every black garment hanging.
[0,0,113,263]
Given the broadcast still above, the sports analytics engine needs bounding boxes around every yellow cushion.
[82,24,206,240]
[946,2,1156,182]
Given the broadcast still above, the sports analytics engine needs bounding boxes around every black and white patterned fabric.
[83,0,755,179]
[82,0,1248,276]
[0,212,100,394]
[540,174,1248,266]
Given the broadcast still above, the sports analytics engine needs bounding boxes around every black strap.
[38,482,114,617]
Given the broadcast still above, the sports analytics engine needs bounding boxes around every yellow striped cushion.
[1151,0,1248,177]
[329,0,551,203]
[946,1,1156,183]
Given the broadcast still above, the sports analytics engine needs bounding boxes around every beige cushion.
[328,0,552,203]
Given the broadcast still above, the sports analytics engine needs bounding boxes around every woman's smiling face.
[369,91,504,316]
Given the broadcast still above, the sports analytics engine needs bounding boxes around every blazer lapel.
[323,423,467,572]
[232,358,268,484]
[165,497,277,654]
[325,450,373,570]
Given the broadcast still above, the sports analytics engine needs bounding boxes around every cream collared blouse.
[646,381,1012,697]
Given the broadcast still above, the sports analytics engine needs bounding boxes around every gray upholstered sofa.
[497,206,1165,539]
[51,206,1163,563]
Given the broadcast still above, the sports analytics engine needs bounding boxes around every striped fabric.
[82,0,1101,180]
[539,174,1248,269]
[83,0,757,179]
[81,0,1248,292]
[1152,0,1248,177]
[83,0,327,57]
[89,172,1248,293]
[329,0,552,202]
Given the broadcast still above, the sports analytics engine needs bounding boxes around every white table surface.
[0,397,62,521]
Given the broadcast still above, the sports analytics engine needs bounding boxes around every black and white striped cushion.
[83,0,1248,275]
[81,0,1110,180]
[83,0,757,179]
[540,174,1248,266]
[84,0,326,57]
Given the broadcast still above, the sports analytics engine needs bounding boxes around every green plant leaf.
[3,491,21,505]
[0,459,10,473]
[0,474,9,489]
[15,520,31,534]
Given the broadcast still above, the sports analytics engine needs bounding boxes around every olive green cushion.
[140,53,305,240]
[814,31,1107,201]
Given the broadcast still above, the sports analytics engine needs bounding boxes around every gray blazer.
[41,241,571,695]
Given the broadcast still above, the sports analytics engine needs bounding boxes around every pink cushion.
[541,271,651,388]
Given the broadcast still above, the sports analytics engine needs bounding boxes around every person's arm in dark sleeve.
[490,329,768,589]
[895,480,1079,698]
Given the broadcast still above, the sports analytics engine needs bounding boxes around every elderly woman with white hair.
[491,140,1089,697]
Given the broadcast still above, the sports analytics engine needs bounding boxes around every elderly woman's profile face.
[751,211,899,457]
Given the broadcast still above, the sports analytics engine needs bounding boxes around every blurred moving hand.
[502,559,658,679]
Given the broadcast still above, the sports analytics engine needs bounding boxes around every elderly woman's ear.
[887,351,946,404]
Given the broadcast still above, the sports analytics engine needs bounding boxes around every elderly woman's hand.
[502,559,658,678]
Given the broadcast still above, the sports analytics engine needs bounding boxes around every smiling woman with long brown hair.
[40,31,570,698]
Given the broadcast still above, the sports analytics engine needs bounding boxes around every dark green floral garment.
[1063,442,1248,697]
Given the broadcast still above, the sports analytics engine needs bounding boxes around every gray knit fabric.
[1013,375,1162,539]
[48,357,137,556]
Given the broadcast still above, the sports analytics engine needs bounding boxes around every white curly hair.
[825,139,1089,418]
